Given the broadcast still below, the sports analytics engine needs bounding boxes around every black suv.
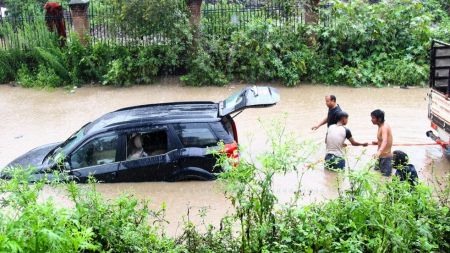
[4,86,280,182]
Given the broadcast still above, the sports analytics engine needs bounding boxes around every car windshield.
[44,124,89,164]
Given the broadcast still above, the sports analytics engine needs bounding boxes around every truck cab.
[427,40,450,159]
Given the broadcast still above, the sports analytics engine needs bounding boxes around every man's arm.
[348,137,368,147]
[312,117,328,130]
[376,127,388,157]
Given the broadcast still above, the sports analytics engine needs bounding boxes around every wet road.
[0,80,448,235]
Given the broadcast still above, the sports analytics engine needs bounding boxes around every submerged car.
[4,86,280,182]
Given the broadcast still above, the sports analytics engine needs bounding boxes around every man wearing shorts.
[371,109,393,176]
[325,112,368,170]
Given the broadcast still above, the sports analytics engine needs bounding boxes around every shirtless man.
[371,109,393,176]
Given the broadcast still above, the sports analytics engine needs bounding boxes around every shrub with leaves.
[0,169,183,253]
[178,120,450,252]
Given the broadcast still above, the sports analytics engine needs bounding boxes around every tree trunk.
[186,0,202,45]
[304,0,320,25]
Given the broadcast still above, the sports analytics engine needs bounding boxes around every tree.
[304,0,320,25]
[186,0,202,43]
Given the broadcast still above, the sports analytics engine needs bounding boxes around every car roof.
[84,102,220,135]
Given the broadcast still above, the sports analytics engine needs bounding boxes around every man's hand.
[362,142,369,147]
[372,141,378,145]
[373,150,381,159]
[311,125,319,131]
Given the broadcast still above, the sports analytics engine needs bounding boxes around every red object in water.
[44,2,67,46]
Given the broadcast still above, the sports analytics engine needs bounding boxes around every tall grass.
[0,17,59,49]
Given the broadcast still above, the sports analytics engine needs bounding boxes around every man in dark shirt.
[393,150,419,186]
[312,95,343,130]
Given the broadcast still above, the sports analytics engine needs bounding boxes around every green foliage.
[18,64,63,88]
[102,45,183,86]
[181,37,231,86]
[183,20,312,86]
[178,121,450,252]
[1,122,450,252]
[0,168,98,252]
[4,0,47,17]
[0,18,59,49]
[1,0,450,87]
[311,0,433,86]
[110,0,190,41]
[0,169,183,252]
[66,180,179,252]
[228,20,311,86]
[0,49,22,83]
[14,47,68,88]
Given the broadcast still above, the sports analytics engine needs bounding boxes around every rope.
[349,143,446,147]
[391,143,443,147]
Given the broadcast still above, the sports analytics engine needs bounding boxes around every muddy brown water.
[0,80,448,235]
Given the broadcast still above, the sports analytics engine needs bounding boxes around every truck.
[427,40,450,159]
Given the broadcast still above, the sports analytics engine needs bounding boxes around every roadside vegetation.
[0,0,449,88]
[1,123,449,252]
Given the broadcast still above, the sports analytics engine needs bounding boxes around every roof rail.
[114,101,215,112]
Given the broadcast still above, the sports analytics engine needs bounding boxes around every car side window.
[126,130,168,160]
[173,123,218,148]
[70,134,118,169]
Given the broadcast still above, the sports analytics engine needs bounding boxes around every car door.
[68,133,122,182]
[171,123,219,173]
[218,86,280,117]
[117,126,179,182]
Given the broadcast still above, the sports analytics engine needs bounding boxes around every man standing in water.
[325,111,368,170]
[371,109,393,176]
[312,95,342,130]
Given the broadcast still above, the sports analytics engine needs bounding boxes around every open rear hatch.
[218,86,280,117]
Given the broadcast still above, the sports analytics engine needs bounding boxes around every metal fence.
[0,0,331,50]
[201,0,306,35]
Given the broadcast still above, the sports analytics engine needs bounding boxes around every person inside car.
[127,133,148,160]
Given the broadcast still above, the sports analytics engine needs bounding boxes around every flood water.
[0,80,448,235]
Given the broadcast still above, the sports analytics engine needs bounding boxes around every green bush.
[0,169,98,252]
[181,37,231,86]
[18,64,63,88]
[0,169,183,252]
[312,0,433,86]
[0,50,19,83]
[1,0,450,87]
[178,122,450,252]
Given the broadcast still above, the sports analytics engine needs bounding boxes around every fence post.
[69,0,89,45]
